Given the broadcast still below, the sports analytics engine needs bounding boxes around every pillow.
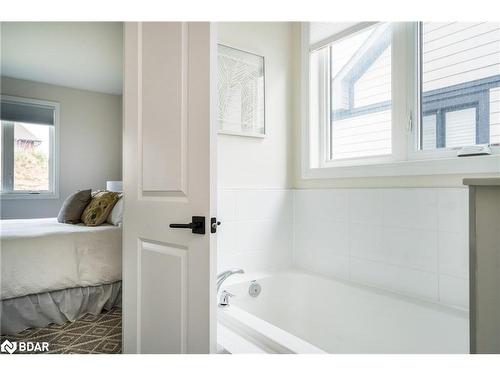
[57,189,92,224]
[81,191,120,226]
[107,197,123,226]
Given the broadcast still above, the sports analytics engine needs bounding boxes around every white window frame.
[301,22,500,179]
[1,95,60,199]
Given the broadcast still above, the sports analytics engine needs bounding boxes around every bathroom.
[215,21,499,353]
[3,0,500,365]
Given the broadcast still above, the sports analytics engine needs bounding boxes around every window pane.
[330,23,392,160]
[13,122,50,191]
[420,22,500,149]
[421,114,437,150]
[445,107,477,148]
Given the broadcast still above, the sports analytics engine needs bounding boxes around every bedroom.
[0,22,123,354]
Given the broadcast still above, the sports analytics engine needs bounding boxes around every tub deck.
[218,269,469,354]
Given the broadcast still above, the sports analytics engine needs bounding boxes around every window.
[419,22,500,150]
[309,23,393,163]
[1,96,58,197]
[304,22,500,177]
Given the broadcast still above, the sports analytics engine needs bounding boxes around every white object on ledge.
[456,145,492,157]
[106,181,123,192]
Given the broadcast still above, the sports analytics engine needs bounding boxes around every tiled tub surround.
[217,189,294,273]
[217,188,469,310]
[294,188,469,310]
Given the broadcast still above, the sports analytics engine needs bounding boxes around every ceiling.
[309,22,360,45]
[1,22,123,95]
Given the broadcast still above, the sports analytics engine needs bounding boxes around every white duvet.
[1,218,122,300]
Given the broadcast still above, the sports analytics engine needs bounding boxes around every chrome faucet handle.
[218,290,235,308]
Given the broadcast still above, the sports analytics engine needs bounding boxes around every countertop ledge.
[463,178,500,186]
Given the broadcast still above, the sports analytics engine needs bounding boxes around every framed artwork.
[217,44,266,137]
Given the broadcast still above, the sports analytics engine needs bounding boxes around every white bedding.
[1,218,122,300]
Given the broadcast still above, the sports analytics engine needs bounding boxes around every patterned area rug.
[0,307,121,354]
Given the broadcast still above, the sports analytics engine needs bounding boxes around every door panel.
[123,22,216,354]
[141,22,188,194]
[139,241,187,354]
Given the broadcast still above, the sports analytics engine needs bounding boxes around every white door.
[122,22,217,354]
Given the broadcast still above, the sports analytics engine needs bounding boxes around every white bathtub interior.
[216,188,470,353]
[218,270,468,354]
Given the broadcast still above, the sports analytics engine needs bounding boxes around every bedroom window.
[1,96,59,198]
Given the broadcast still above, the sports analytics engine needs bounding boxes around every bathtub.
[217,269,469,354]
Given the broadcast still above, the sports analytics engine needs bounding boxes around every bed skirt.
[1,281,122,335]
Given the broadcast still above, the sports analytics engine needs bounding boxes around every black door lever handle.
[169,216,205,235]
[169,223,192,229]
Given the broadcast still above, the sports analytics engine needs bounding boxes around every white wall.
[217,22,294,189]
[217,23,295,273]
[0,76,122,219]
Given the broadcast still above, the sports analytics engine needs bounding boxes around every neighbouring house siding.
[422,22,500,147]
[422,22,500,92]
[331,110,391,160]
[353,46,391,108]
[490,87,500,144]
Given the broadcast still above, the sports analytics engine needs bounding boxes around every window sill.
[303,154,500,179]
[0,192,59,200]
[218,130,266,138]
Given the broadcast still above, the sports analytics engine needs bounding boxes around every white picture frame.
[217,44,266,138]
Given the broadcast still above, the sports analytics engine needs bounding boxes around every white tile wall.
[439,275,469,308]
[217,189,293,273]
[294,188,469,310]
[349,257,439,301]
[217,187,469,310]
[439,232,469,278]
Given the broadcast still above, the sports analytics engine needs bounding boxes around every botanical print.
[218,44,265,136]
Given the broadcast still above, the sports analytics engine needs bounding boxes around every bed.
[1,218,122,335]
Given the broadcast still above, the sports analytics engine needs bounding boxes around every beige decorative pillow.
[81,191,120,226]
